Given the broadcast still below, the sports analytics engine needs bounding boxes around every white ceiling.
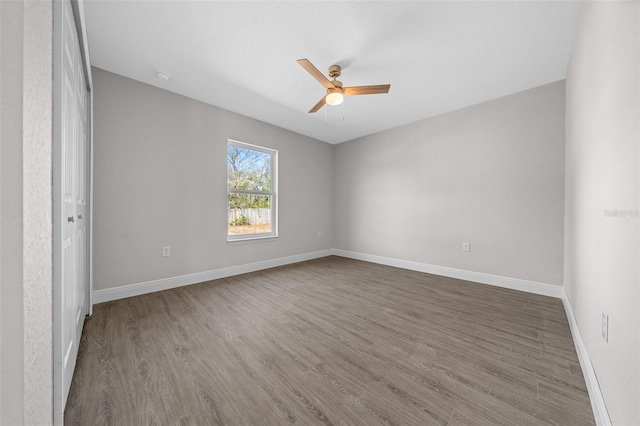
[83,1,581,144]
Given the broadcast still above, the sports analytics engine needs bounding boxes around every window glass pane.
[228,193,272,235]
[227,145,271,191]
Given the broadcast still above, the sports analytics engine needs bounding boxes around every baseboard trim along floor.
[333,249,563,298]
[560,288,611,426]
[92,249,334,304]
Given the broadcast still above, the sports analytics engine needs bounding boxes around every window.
[227,140,277,241]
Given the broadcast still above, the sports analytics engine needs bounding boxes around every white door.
[55,0,89,421]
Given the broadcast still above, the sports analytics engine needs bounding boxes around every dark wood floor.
[65,256,594,425]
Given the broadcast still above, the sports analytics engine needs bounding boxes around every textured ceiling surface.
[83,1,581,144]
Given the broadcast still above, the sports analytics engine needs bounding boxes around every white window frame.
[227,139,278,243]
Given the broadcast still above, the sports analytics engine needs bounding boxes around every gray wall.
[0,0,54,424]
[565,2,639,424]
[334,81,565,286]
[92,68,334,291]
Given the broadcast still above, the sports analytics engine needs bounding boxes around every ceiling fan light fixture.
[326,91,344,106]
[297,58,390,113]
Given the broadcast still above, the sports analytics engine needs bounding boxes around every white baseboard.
[332,249,563,298]
[561,288,611,426]
[92,249,333,304]
[94,248,563,306]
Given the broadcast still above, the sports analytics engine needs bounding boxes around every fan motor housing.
[328,65,341,78]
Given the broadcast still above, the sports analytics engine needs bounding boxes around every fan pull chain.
[324,105,327,126]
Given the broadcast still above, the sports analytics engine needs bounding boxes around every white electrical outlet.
[462,242,470,252]
[317,231,322,239]
[162,246,171,257]
[601,311,608,342]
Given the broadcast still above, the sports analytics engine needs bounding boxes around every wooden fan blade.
[308,96,326,113]
[344,84,391,96]
[297,58,335,90]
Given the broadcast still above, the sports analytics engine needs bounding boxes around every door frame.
[52,0,93,424]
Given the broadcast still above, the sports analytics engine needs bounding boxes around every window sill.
[227,235,278,245]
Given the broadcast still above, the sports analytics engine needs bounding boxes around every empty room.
[1,1,638,425]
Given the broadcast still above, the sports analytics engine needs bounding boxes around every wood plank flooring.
[65,256,594,425]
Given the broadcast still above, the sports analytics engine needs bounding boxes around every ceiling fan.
[297,58,391,113]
